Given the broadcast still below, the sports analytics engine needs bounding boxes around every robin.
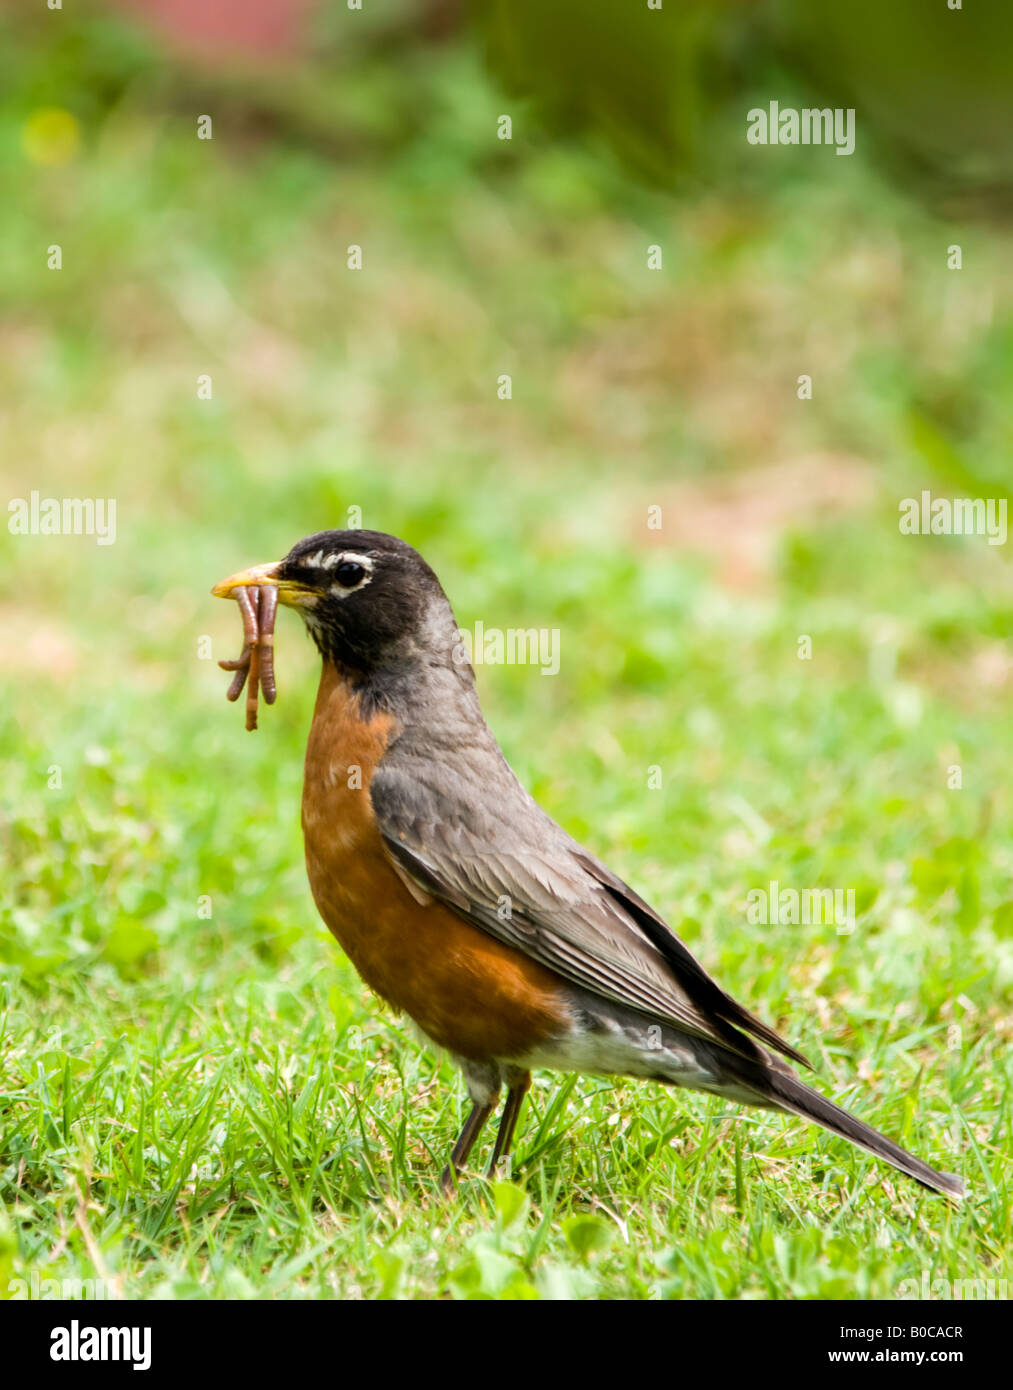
[213,530,964,1200]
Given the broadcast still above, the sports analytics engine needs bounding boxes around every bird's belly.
[511,1014,765,1104]
[514,1029,712,1086]
[300,663,571,1060]
[303,822,570,1060]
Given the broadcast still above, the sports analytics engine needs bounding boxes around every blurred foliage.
[479,0,748,184]
[772,0,1013,200]
[1,0,1011,1301]
[4,1,1013,204]
[481,0,1013,203]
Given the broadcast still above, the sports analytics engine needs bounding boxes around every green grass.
[1,22,1011,1299]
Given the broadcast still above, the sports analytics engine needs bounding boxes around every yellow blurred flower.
[22,107,81,166]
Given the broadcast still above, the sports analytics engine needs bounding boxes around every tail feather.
[764,1068,964,1199]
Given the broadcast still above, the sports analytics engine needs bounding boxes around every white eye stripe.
[297,549,374,574]
[335,551,373,574]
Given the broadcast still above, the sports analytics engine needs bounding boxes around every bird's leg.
[488,1070,531,1178]
[439,1096,497,1196]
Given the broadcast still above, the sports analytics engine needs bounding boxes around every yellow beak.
[211,561,314,607]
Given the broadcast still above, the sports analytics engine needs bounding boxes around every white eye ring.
[327,552,374,596]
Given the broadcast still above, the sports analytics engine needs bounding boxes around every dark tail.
[764,1068,964,1199]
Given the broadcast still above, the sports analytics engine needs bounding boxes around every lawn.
[1,17,1011,1300]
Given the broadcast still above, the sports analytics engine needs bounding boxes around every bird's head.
[212,530,463,681]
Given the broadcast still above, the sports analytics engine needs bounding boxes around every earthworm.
[218,584,278,731]
[258,585,278,705]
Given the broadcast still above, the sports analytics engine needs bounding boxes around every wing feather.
[371,754,810,1069]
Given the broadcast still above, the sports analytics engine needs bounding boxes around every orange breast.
[300,662,571,1061]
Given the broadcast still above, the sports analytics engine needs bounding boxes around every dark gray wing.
[370,747,811,1070]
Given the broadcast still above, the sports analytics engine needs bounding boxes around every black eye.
[335,560,366,588]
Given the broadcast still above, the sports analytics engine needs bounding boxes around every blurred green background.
[1,1,1011,1300]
